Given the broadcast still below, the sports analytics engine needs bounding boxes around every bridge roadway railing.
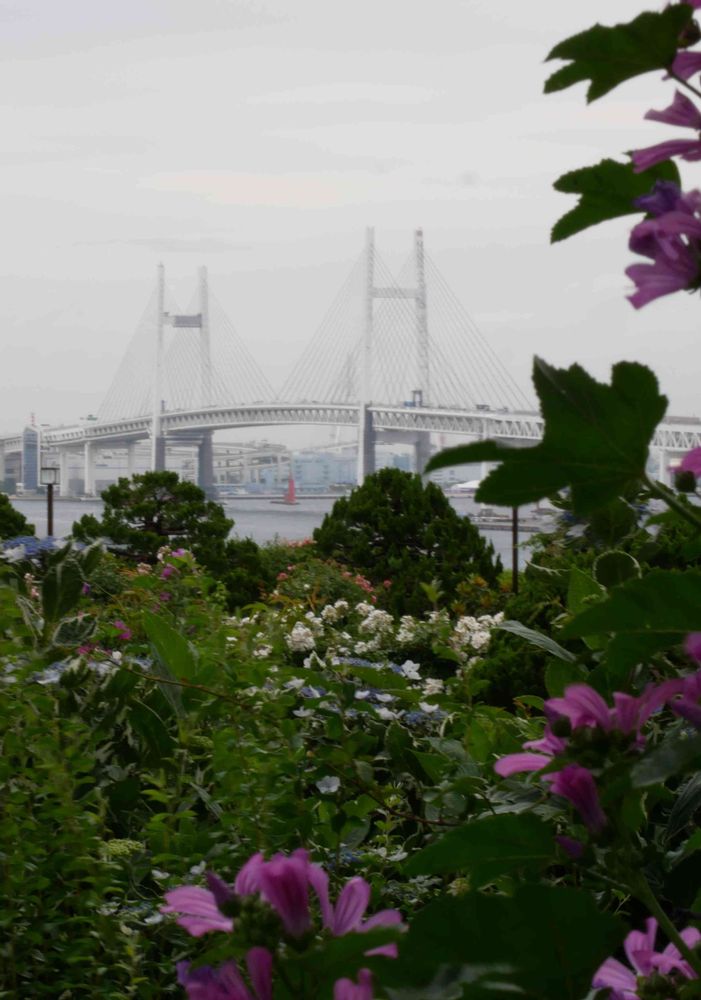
[4,403,701,452]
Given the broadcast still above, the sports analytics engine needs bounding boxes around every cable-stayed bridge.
[1,229,699,494]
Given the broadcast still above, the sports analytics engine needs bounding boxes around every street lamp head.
[40,467,60,486]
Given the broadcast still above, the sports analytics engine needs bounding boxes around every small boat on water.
[270,477,301,505]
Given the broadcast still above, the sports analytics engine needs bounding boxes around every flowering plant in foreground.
[493,680,682,832]
[594,917,701,999]
[162,848,402,998]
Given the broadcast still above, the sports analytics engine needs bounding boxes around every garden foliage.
[4,2,701,997]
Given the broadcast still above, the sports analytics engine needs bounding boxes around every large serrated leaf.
[545,7,693,102]
[426,359,667,515]
[405,813,555,884]
[551,159,681,243]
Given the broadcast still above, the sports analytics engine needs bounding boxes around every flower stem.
[670,71,701,101]
[644,474,701,533]
[629,872,701,977]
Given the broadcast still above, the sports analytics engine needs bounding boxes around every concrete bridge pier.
[153,435,166,472]
[198,430,215,495]
[58,447,71,496]
[126,441,138,478]
[83,441,95,496]
[414,431,431,475]
[357,404,376,484]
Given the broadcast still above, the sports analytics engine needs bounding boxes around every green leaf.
[568,568,606,616]
[632,733,701,788]
[545,660,588,698]
[497,620,577,662]
[385,886,624,1000]
[405,813,555,885]
[551,159,680,243]
[143,610,200,682]
[41,559,84,623]
[665,773,701,844]
[426,359,667,515]
[560,569,701,644]
[593,551,641,589]
[544,6,693,102]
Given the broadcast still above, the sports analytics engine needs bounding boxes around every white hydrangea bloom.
[285,622,316,652]
[423,677,444,696]
[253,645,272,659]
[399,660,421,680]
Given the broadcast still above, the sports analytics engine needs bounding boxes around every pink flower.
[334,969,374,1000]
[680,447,701,477]
[593,918,700,999]
[685,633,701,661]
[667,667,701,726]
[113,619,132,641]
[177,948,272,1000]
[162,885,234,937]
[308,870,402,956]
[544,764,607,833]
[257,850,312,937]
[161,564,176,580]
[277,572,289,581]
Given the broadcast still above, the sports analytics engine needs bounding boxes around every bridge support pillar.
[414,432,431,475]
[657,449,670,487]
[58,448,71,496]
[357,405,375,484]
[83,442,95,496]
[198,431,215,495]
[126,441,138,478]
[153,436,166,473]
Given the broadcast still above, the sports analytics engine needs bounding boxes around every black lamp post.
[40,467,59,537]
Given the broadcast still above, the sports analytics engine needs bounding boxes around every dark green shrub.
[0,491,34,540]
[313,468,502,616]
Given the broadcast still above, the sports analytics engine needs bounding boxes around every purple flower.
[177,949,272,1000]
[632,138,701,173]
[593,918,700,999]
[626,249,700,307]
[113,619,132,641]
[670,51,701,81]
[644,90,701,130]
[162,885,234,937]
[634,180,684,216]
[544,764,607,833]
[333,969,374,1000]
[680,447,701,477]
[81,582,91,595]
[161,564,176,580]
[685,633,701,662]
[625,204,701,307]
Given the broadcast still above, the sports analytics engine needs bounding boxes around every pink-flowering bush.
[162,849,402,998]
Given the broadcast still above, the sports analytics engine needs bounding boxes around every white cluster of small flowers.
[358,608,394,636]
[303,611,325,635]
[396,615,418,645]
[450,612,504,660]
[285,622,316,652]
[252,645,272,659]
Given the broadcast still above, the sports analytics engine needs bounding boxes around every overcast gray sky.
[0,0,697,435]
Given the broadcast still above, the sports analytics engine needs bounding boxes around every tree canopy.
[313,467,502,615]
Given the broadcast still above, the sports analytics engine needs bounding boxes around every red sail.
[285,477,296,503]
